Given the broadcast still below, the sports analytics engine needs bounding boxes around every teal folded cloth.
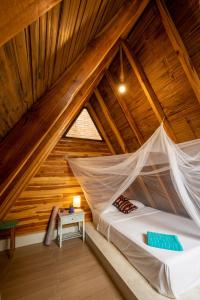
[147,231,183,251]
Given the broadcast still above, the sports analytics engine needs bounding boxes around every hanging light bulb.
[118,45,126,94]
[118,83,126,94]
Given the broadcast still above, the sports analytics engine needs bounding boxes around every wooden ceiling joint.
[94,88,128,153]
[86,103,115,155]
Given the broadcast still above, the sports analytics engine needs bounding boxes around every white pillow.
[129,200,145,209]
[105,204,117,213]
[94,203,117,213]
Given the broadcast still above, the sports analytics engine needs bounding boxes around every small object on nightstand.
[69,204,74,214]
[57,208,85,248]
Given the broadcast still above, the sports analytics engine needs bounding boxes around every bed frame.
[85,222,200,300]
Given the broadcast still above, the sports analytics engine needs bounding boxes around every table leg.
[10,227,15,258]
[78,221,80,232]
[82,219,85,243]
[59,219,62,248]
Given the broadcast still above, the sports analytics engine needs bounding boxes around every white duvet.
[94,207,200,298]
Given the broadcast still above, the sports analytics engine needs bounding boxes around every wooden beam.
[86,103,115,155]
[156,0,200,106]
[0,0,149,218]
[121,40,177,142]
[94,88,128,153]
[0,0,62,47]
[105,71,144,145]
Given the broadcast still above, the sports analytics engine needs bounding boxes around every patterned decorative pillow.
[113,195,137,214]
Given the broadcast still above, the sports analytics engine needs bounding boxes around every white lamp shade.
[118,83,126,94]
[73,195,81,208]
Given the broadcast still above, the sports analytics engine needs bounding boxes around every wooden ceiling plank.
[80,0,102,50]
[69,0,89,65]
[94,88,128,153]
[65,0,87,71]
[86,103,115,154]
[47,3,61,87]
[121,40,177,142]
[52,0,72,82]
[156,0,200,106]
[37,14,47,98]
[44,9,53,88]
[13,31,33,111]
[29,20,39,103]
[59,0,78,71]
[73,0,97,61]
[0,0,62,47]
[105,70,144,145]
[0,46,24,125]
[87,0,109,41]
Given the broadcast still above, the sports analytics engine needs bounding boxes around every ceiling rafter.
[121,40,177,142]
[94,88,128,153]
[156,0,200,106]
[86,103,115,155]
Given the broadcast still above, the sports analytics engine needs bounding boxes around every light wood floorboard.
[0,239,124,300]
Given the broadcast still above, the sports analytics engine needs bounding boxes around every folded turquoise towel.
[147,231,183,251]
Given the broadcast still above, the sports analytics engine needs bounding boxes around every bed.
[92,205,200,298]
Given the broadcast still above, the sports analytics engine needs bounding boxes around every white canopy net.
[68,125,200,227]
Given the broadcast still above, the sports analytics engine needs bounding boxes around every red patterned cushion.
[113,195,137,214]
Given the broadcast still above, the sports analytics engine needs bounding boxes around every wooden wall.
[5,138,111,235]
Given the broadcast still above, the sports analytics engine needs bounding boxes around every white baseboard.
[0,225,78,251]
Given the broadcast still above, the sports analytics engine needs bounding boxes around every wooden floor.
[0,239,124,300]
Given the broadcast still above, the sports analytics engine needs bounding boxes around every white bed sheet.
[94,207,200,298]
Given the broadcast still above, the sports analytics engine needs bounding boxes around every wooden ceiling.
[0,0,126,141]
[1,0,200,220]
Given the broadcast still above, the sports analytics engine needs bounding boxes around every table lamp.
[73,195,81,209]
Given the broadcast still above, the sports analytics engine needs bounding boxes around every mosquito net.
[68,124,200,227]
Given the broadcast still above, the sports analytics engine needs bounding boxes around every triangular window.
[65,108,102,140]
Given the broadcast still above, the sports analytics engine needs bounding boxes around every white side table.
[57,209,85,248]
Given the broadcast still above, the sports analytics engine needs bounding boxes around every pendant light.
[118,45,126,94]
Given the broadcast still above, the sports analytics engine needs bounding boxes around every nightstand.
[57,209,85,248]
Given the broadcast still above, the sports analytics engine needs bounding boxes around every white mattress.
[93,207,200,298]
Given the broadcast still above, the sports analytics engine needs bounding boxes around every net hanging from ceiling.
[68,124,200,227]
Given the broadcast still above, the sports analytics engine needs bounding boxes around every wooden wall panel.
[5,138,111,235]
[127,1,200,142]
